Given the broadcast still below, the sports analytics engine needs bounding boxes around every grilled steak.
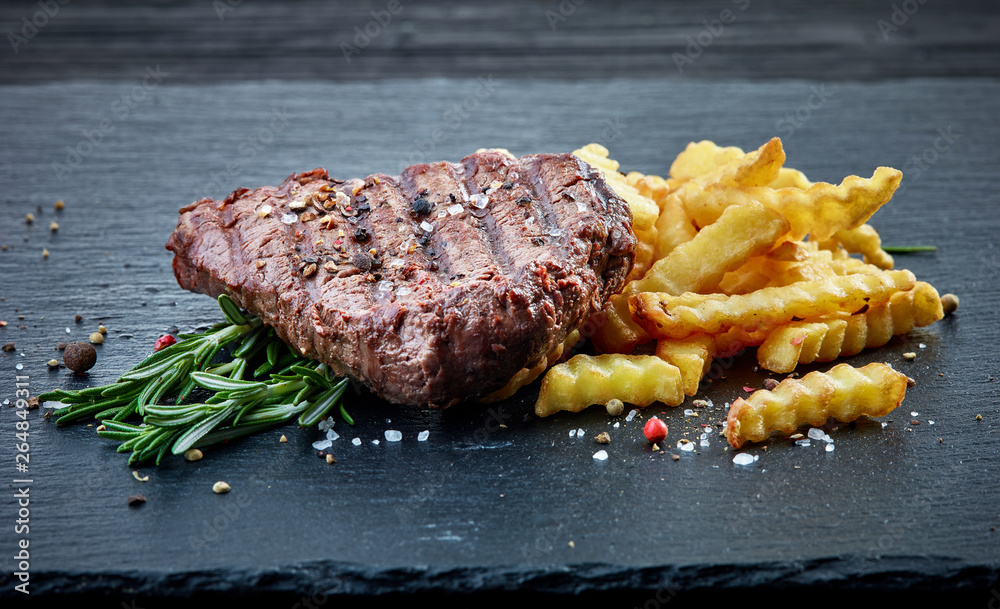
[167,150,635,408]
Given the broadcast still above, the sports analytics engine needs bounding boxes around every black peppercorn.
[63,342,97,373]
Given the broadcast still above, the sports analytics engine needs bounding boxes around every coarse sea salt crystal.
[65,327,71,334]
[396,286,413,297]
[795,439,811,447]
[352,438,362,446]
[821,434,833,443]
[312,439,333,451]
[919,343,926,349]
[569,429,577,438]
[385,430,402,442]
[911,411,919,417]
[420,220,434,233]
[881,422,888,428]
[258,204,272,217]
[613,422,620,428]
[318,416,336,432]
[15,363,23,370]
[684,409,695,417]
[700,439,710,448]
[625,409,638,422]
[372,439,380,445]
[825,444,835,452]
[470,193,489,209]
[448,203,464,215]
[928,420,934,425]
[377,280,394,292]
[326,429,340,441]
[733,453,755,466]
[678,441,694,452]
[577,428,584,437]
[418,430,429,441]
[280,213,297,225]
[808,428,825,440]
[593,450,609,461]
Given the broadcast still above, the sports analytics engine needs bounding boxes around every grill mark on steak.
[167,151,636,408]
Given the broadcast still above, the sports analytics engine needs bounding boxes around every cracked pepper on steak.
[167,150,635,408]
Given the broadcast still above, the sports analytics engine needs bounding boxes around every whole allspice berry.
[63,342,97,373]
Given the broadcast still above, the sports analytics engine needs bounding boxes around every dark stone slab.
[0,79,998,605]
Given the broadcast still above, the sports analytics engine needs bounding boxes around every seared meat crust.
[167,150,635,408]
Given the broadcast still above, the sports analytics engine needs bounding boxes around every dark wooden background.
[2,0,998,82]
[1,2,999,608]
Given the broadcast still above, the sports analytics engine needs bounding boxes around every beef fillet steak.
[167,150,635,408]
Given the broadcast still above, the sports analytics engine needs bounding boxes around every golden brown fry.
[590,293,650,354]
[534,354,683,417]
[679,167,902,240]
[652,196,698,260]
[573,144,659,231]
[671,139,784,189]
[725,362,909,448]
[626,226,658,283]
[768,167,814,190]
[818,223,894,270]
[669,140,747,181]
[655,335,715,396]
[626,171,673,207]
[629,200,790,295]
[629,270,917,341]
[755,281,944,372]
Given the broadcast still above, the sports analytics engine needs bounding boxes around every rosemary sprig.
[39,295,354,465]
[882,245,938,253]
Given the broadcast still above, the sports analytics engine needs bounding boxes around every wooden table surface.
[1,2,999,608]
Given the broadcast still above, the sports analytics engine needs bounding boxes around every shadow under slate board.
[0,78,998,605]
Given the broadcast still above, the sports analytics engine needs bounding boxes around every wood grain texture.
[1,0,999,82]
[0,79,998,605]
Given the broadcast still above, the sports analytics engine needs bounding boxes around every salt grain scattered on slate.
[384,430,402,442]
[625,409,637,422]
[569,429,577,438]
[326,429,339,441]
[576,428,584,437]
[417,430,429,441]
[593,450,608,461]
[318,416,335,432]
[808,428,825,440]
[795,439,811,447]
[826,444,835,452]
[352,438,362,446]
[312,439,333,450]
[733,453,755,466]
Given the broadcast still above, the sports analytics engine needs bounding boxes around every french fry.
[755,281,944,372]
[672,138,785,189]
[678,167,902,240]
[626,226,658,283]
[768,167,813,190]
[668,140,747,181]
[652,196,698,260]
[725,362,910,448]
[573,144,659,231]
[629,270,917,341]
[629,200,790,295]
[655,335,715,396]
[534,354,683,417]
[590,293,650,354]
[818,223,894,270]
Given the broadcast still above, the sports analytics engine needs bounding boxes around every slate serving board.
[1,79,998,606]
